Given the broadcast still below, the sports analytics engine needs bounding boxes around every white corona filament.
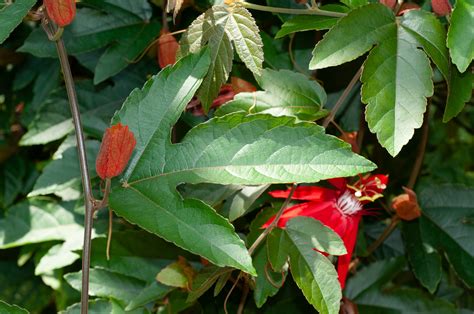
[336,190,363,216]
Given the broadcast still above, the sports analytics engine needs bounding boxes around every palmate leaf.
[108,50,375,276]
[310,4,439,156]
[178,5,263,112]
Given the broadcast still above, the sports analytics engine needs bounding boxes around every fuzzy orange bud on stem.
[96,123,136,180]
[157,30,179,68]
[392,187,421,221]
[43,0,76,27]
[431,0,452,16]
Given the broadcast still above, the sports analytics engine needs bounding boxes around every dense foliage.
[0,0,473,313]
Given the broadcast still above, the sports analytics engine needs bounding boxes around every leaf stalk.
[241,1,347,18]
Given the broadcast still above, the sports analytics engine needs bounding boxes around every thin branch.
[322,67,362,128]
[42,18,95,314]
[236,279,249,314]
[241,1,347,17]
[248,183,297,256]
[407,104,430,189]
[224,272,243,314]
[106,208,113,261]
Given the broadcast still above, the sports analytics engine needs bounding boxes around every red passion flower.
[263,174,388,289]
[96,123,136,180]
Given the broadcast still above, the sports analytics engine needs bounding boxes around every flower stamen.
[336,190,363,216]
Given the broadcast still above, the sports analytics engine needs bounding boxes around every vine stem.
[322,67,362,128]
[42,18,95,314]
[241,1,347,17]
[248,183,297,256]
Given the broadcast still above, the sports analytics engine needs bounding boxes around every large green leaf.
[362,26,433,156]
[216,68,328,121]
[309,4,394,70]
[402,221,441,293]
[419,185,474,287]
[0,158,28,209]
[63,298,146,314]
[447,0,474,73]
[178,5,263,111]
[0,0,36,44]
[286,217,343,314]
[125,282,173,311]
[109,50,375,275]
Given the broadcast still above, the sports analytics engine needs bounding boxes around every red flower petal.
[336,214,361,289]
[328,177,347,191]
[96,123,136,179]
[269,186,338,201]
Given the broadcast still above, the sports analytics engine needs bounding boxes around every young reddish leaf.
[43,0,76,27]
[431,0,452,15]
[186,84,236,116]
[96,123,136,180]
[392,187,421,221]
[230,77,257,93]
[157,30,179,68]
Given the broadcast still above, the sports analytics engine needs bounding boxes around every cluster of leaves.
[0,0,473,313]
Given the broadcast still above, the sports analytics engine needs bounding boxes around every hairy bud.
[157,30,179,68]
[431,0,452,16]
[43,0,76,27]
[96,123,136,180]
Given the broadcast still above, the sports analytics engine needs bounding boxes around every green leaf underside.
[0,301,29,314]
[443,67,473,122]
[447,0,474,73]
[267,228,290,271]
[286,218,342,314]
[309,4,395,70]
[420,185,474,287]
[254,245,284,308]
[109,50,375,276]
[0,0,36,44]
[216,68,328,121]
[178,5,263,112]
[402,221,442,293]
[362,25,433,156]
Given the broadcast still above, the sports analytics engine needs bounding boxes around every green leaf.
[65,268,147,305]
[215,68,328,121]
[178,5,263,112]
[361,26,433,156]
[0,200,83,249]
[28,141,100,197]
[309,4,394,70]
[253,244,285,308]
[287,236,341,314]
[401,221,441,293]
[267,227,290,271]
[419,185,474,287]
[443,67,473,122]
[340,0,368,8]
[282,217,345,313]
[226,184,269,221]
[286,217,346,255]
[0,158,27,209]
[345,257,405,299]
[20,79,137,146]
[125,282,173,311]
[447,0,474,73]
[0,0,36,45]
[400,10,450,79]
[156,260,192,288]
[275,16,339,39]
[0,301,29,314]
[110,49,375,275]
[94,22,160,84]
[187,266,232,302]
[63,298,146,314]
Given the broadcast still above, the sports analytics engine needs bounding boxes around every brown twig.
[236,279,249,314]
[264,262,286,288]
[248,183,297,256]
[106,208,113,261]
[224,272,243,314]
[42,17,96,314]
[322,67,362,128]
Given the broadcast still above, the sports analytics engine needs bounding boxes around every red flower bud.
[43,0,76,27]
[96,123,136,180]
[380,0,397,9]
[157,30,179,68]
[431,0,452,16]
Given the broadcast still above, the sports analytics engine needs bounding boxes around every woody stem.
[43,21,95,314]
[248,183,297,256]
[241,2,347,17]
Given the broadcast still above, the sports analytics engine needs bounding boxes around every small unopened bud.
[431,0,452,16]
[43,0,76,27]
[392,187,421,221]
[96,123,136,180]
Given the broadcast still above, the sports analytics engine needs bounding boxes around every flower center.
[336,190,363,216]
